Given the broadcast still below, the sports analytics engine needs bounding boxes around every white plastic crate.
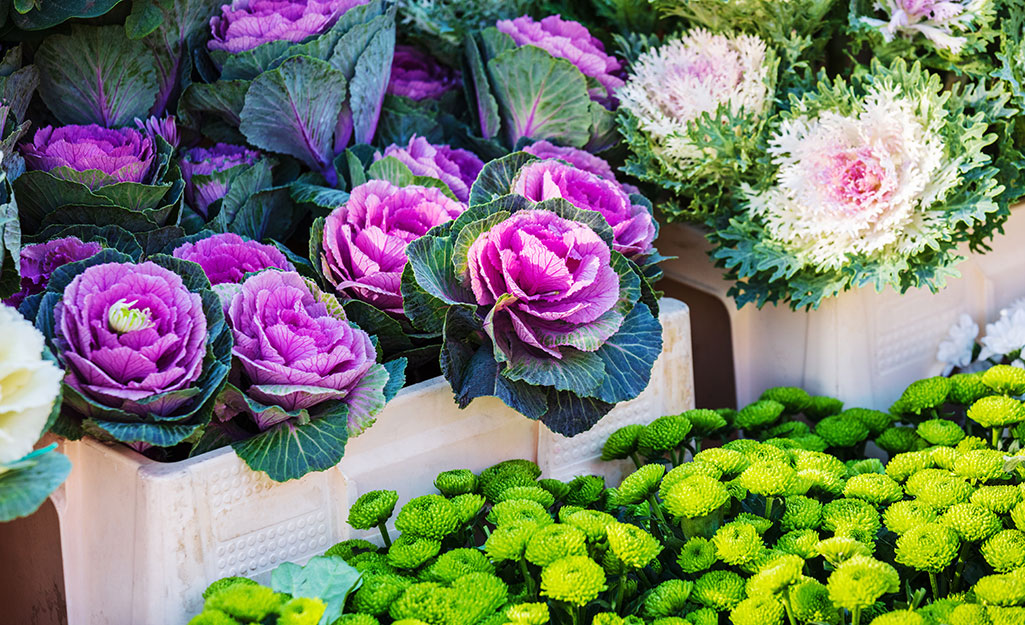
[659,206,1025,411]
[38,298,692,625]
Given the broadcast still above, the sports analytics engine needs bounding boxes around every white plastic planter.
[42,298,693,625]
[659,206,1025,411]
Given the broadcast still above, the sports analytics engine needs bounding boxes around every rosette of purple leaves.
[400,152,663,436]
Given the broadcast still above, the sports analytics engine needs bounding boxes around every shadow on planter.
[0,498,67,625]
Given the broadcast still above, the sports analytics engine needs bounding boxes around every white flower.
[0,305,63,467]
[617,29,772,168]
[857,0,992,53]
[747,81,959,271]
[937,313,978,374]
[978,307,1025,362]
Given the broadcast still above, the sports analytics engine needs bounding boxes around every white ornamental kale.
[855,0,994,54]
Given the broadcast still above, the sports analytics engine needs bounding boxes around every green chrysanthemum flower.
[982,529,1025,573]
[562,509,616,542]
[388,582,457,624]
[816,415,871,448]
[735,512,773,534]
[739,461,798,498]
[682,607,718,625]
[776,529,820,558]
[277,597,326,625]
[987,605,1025,623]
[904,468,954,497]
[537,479,571,502]
[187,610,237,625]
[592,614,626,625]
[930,445,959,470]
[644,579,694,618]
[331,613,378,625]
[735,399,786,430]
[488,499,552,528]
[917,419,966,446]
[942,503,1002,542]
[883,500,938,535]
[638,414,693,456]
[806,395,845,419]
[351,574,413,615]
[450,493,486,525]
[949,372,992,405]
[768,421,811,438]
[565,475,605,507]
[827,555,900,611]
[739,547,788,575]
[607,522,663,568]
[349,490,400,531]
[791,579,839,624]
[391,620,430,625]
[731,595,784,625]
[480,459,541,483]
[479,460,541,503]
[974,572,1025,606]
[894,523,960,573]
[663,474,730,519]
[969,396,1025,429]
[540,556,607,606]
[974,486,1023,514]
[496,486,556,509]
[678,536,717,573]
[917,478,974,512]
[792,449,847,475]
[617,464,666,505]
[892,377,952,415]
[815,536,873,566]
[202,577,258,600]
[848,458,886,477]
[793,434,829,452]
[693,570,747,611]
[948,604,991,625]
[324,539,377,562]
[764,438,802,451]
[918,599,964,625]
[451,572,508,624]
[602,424,646,461]
[983,365,1025,396]
[422,548,494,584]
[434,470,478,497]
[350,552,396,576]
[204,584,284,622]
[524,524,588,567]
[886,450,936,482]
[868,612,924,625]
[844,408,894,436]
[394,495,460,541]
[690,446,748,474]
[761,387,812,413]
[387,535,442,570]
[504,602,549,625]
[822,499,881,535]
[877,427,928,455]
[683,409,728,435]
[713,522,765,566]
[844,473,903,505]
[746,553,804,596]
[955,449,1008,483]
[957,436,990,453]
[659,463,723,502]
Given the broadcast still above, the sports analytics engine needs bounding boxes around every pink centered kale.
[180,143,261,217]
[388,45,460,100]
[54,262,207,416]
[3,237,102,308]
[21,124,155,189]
[208,0,369,53]
[377,136,484,203]
[467,209,621,360]
[321,179,465,315]
[522,140,639,194]
[512,160,656,259]
[173,233,294,285]
[496,15,625,103]
[227,270,377,421]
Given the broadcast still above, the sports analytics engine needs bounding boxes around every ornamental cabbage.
[172,233,295,285]
[376,137,483,203]
[4,236,101,308]
[208,0,370,53]
[180,143,262,219]
[388,45,459,101]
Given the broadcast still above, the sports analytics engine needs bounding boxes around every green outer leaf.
[89,420,204,447]
[214,159,275,231]
[35,25,158,127]
[404,233,475,311]
[11,0,123,30]
[179,79,249,130]
[592,302,662,404]
[270,556,362,625]
[226,186,301,242]
[348,17,395,145]
[500,347,606,396]
[467,151,536,207]
[291,183,349,212]
[0,446,72,522]
[539,390,614,437]
[232,408,350,482]
[399,262,448,335]
[451,210,510,278]
[240,56,348,183]
[0,179,20,300]
[366,156,458,200]
[342,299,415,355]
[486,45,593,149]
[462,35,501,140]
[125,0,164,39]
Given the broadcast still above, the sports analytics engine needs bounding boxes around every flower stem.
[952,541,971,592]
[378,522,392,549]
[519,558,536,599]
[994,428,1002,449]
[630,452,643,470]
[574,605,584,625]
[852,606,861,625]
[765,496,775,519]
[782,588,797,625]
[930,572,942,600]
[612,573,627,614]
[648,494,669,528]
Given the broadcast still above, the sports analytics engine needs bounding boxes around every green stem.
[693,438,703,454]
[612,573,627,614]
[377,522,392,549]
[852,606,861,625]
[993,427,1003,450]
[629,452,643,470]
[782,588,797,625]
[952,541,971,592]
[519,558,536,599]
[648,494,669,528]
[930,572,942,600]
[574,605,584,625]
[765,496,775,519]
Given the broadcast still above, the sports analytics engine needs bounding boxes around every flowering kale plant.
[387,44,460,101]
[172,232,295,286]
[375,136,483,203]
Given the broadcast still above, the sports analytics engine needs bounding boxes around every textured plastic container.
[660,206,1025,411]
[46,298,693,625]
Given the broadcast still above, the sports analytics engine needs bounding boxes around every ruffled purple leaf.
[388,45,459,100]
[4,236,102,308]
[376,136,483,203]
[208,0,370,54]
[173,232,295,285]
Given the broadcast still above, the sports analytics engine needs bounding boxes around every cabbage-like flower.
[21,124,155,187]
[3,236,102,308]
[36,252,231,449]
[522,140,638,195]
[388,45,459,100]
[496,15,624,103]
[172,233,294,285]
[217,270,403,481]
[617,29,775,219]
[511,159,656,260]
[376,136,483,203]
[318,179,465,315]
[180,144,262,219]
[710,59,1004,309]
[854,0,992,54]
[208,0,369,53]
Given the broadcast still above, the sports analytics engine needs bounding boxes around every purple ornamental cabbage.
[512,160,656,260]
[387,45,459,100]
[4,237,102,308]
[180,144,262,218]
[320,179,465,315]
[467,209,621,361]
[522,140,639,195]
[495,15,625,103]
[376,136,484,203]
[208,0,370,53]
[21,124,155,188]
[173,233,294,285]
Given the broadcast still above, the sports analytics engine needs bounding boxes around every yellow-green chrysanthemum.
[663,474,729,519]
[539,556,607,606]
[968,396,1025,429]
[815,536,872,567]
[504,602,549,625]
[434,470,478,497]
[730,595,784,625]
[972,486,1022,514]
[349,490,400,530]
[739,461,798,498]
[644,579,693,618]
[826,555,900,611]
[941,503,1002,542]
[883,500,937,535]
[983,365,1025,396]
[781,495,822,531]
[982,529,1025,573]
[713,521,765,566]
[917,419,966,446]
[746,553,804,596]
[894,523,960,573]
[692,570,747,611]
[617,464,666,505]
[607,522,663,568]
[524,524,587,567]
[776,529,820,558]
[678,536,717,573]
[602,424,645,461]
[844,473,903,505]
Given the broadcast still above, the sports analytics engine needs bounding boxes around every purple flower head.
[321,179,465,315]
[227,270,377,422]
[180,143,261,217]
[496,15,625,104]
[387,45,460,101]
[377,136,483,203]
[173,233,294,285]
[136,116,180,149]
[54,262,207,416]
[209,0,369,54]
[512,160,656,259]
[3,236,102,308]
[21,124,155,189]
[522,140,639,194]
[467,209,621,360]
